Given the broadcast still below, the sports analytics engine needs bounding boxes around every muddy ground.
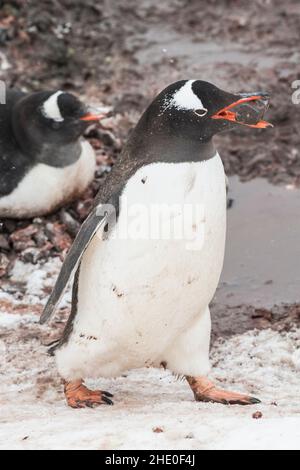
[1,0,300,185]
[0,2,300,442]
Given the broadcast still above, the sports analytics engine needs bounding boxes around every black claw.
[103,391,114,398]
[75,401,85,409]
[222,399,230,405]
[103,396,114,405]
[249,397,261,405]
[85,401,96,408]
[230,398,261,406]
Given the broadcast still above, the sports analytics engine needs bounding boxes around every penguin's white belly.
[57,153,226,380]
[0,140,95,218]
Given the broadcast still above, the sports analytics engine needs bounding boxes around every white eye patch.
[41,91,64,122]
[170,80,205,111]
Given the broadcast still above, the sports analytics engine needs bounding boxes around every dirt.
[1,0,300,335]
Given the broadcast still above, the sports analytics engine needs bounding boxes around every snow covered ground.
[0,260,300,450]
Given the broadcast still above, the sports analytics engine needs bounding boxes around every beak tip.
[258,120,274,129]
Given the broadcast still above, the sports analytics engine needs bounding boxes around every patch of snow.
[0,312,37,328]
[0,325,299,450]
[0,51,11,71]
[211,328,300,398]
[0,291,18,305]
[2,257,70,310]
[10,258,61,297]
[217,418,300,450]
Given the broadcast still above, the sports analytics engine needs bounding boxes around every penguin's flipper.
[40,205,112,324]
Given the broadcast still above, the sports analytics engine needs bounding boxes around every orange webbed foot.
[186,376,260,406]
[64,380,114,409]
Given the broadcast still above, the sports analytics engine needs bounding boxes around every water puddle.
[134,26,287,69]
[216,177,300,308]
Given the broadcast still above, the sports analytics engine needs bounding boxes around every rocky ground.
[0,0,300,450]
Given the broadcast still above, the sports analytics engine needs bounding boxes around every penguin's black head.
[144,80,272,142]
[13,91,104,149]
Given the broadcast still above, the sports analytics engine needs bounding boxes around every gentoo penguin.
[0,90,104,219]
[41,80,272,408]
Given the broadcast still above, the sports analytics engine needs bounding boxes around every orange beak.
[211,95,273,129]
[80,113,106,122]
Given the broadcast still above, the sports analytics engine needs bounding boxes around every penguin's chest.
[0,140,95,218]
[76,154,226,357]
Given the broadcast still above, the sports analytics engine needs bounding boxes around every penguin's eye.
[194,108,208,117]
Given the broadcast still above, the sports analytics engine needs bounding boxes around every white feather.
[41,91,64,122]
[0,140,95,218]
[170,80,205,110]
[56,154,227,380]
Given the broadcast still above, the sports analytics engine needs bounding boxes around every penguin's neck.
[12,113,81,168]
[129,128,216,165]
[153,135,216,163]
[32,141,82,168]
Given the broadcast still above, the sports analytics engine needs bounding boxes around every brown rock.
[152,427,164,433]
[9,225,38,252]
[45,223,72,253]
[0,253,10,277]
[0,234,10,251]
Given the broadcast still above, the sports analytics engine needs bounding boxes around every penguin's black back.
[0,90,33,197]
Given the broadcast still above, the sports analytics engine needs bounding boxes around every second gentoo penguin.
[0,90,104,219]
[41,80,272,408]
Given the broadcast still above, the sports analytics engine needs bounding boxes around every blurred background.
[1,0,300,450]
[0,0,299,184]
